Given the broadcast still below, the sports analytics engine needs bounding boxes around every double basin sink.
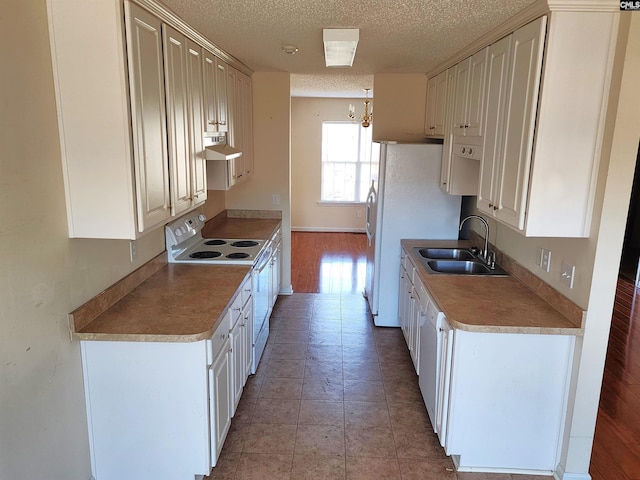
[415,247,508,276]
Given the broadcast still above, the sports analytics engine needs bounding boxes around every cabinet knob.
[208,121,218,125]
[493,205,498,211]
[461,147,466,154]
[469,148,473,155]
[234,307,241,312]
[219,121,226,125]
[442,182,447,185]
[228,347,233,353]
[220,333,226,339]
[489,203,494,208]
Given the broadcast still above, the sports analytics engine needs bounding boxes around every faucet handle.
[487,251,496,269]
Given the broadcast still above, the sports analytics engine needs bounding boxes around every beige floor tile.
[251,398,300,424]
[221,421,250,454]
[298,400,345,426]
[378,346,413,364]
[308,344,343,361]
[234,453,293,480]
[384,379,424,404]
[379,360,417,383]
[305,360,344,379]
[392,425,445,460]
[274,328,311,344]
[242,424,297,454]
[291,454,346,480]
[302,377,344,401]
[343,362,382,381]
[341,332,376,347]
[294,424,346,456]
[258,377,303,399]
[205,451,240,479]
[345,426,397,457]
[387,401,432,431]
[270,342,309,360]
[232,395,256,424]
[345,456,402,480]
[309,329,343,346]
[398,457,457,480]
[271,317,311,331]
[342,346,379,364]
[343,380,386,402]
[264,358,306,378]
[344,401,390,428]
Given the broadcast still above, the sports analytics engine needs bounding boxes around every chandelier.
[348,89,373,128]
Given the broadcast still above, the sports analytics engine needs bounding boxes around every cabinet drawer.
[208,309,232,364]
[240,276,252,307]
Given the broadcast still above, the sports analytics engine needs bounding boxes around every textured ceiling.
[160,0,538,97]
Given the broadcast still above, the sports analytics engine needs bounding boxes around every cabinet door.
[163,25,192,217]
[203,51,219,133]
[478,35,512,215]
[451,57,470,137]
[440,68,457,193]
[241,73,254,178]
[230,319,243,415]
[125,3,171,232]
[432,70,448,136]
[241,298,253,381]
[465,48,488,137]
[210,341,232,466]
[409,287,422,373]
[436,318,453,449]
[425,76,437,135]
[496,17,546,230]
[215,59,229,132]
[186,41,207,206]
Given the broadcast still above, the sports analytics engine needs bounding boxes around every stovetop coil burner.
[231,240,259,248]
[204,239,227,246]
[190,251,222,259]
[226,252,250,259]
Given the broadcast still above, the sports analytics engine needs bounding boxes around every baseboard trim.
[279,285,294,295]
[555,464,591,480]
[292,226,366,233]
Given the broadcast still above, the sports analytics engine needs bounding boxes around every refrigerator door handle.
[365,181,376,245]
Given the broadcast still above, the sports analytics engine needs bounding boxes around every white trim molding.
[554,463,592,480]
[292,227,366,233]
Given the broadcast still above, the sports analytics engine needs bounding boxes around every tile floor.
[205,293,550,480]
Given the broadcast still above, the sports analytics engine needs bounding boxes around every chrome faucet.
[459,215,490,264]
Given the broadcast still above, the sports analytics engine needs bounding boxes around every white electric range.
[165,212,271,374]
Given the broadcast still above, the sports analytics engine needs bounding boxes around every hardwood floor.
[291,231,367,294]
[590,275,640,480]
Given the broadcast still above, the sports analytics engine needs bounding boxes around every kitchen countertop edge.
[402,239,584,335]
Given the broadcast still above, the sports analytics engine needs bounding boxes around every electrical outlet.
[272,194,280,206]
[129,240,137,262]
[541,248,551,272]
[561,261,575,289]
[535,246,543,267]
[357,210,363,218]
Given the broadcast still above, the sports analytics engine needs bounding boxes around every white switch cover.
[541,248,551,272]
[129,240,137,262]
[272,194,280,206]
[535,247,543,267]
[561,261,575,289]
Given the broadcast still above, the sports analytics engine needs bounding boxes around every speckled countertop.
[402,239,583,335]
[70,215,281,342]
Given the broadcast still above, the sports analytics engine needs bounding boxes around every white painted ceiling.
[161,0,537,97]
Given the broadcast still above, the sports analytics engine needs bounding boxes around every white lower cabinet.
[80,275,254,480]
[398,250,423,374]
[442,329,574,473]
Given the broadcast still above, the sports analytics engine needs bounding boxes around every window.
[321,122,376,203]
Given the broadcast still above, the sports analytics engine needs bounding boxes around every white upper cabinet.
[451,49,487,141]
[477,9,617,237]
[241,73,254,178]
[186,40,207,206]
[162,24,192,218]
[48,0,250,239]
[477,34,514,218]
[203,53,229,134]
[425,70,447,137]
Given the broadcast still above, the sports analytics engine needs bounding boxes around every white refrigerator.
[364,142,461,327]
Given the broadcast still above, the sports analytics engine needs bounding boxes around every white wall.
[291,97,366,232]
[225,72,293,293]
[0,1,166,478]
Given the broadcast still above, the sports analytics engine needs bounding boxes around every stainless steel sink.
[426,260,492,274]
[414,246,509,276]
[417,248,475,261]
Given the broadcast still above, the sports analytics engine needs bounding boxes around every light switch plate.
[129,240,137,262]
[561,261,575,289]
[535,247,543,267]
[541,248,551,272]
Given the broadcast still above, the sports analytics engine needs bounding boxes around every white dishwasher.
[418,295,443,432]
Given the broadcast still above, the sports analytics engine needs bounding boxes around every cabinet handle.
[233,307,241,312]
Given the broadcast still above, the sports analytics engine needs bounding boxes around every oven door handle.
[254,244,272,271]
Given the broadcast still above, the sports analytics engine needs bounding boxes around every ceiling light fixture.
[281,45,299,54]
[323,28,359,67]
[348,89,373,128]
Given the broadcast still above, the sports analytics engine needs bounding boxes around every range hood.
[204,134,242,161]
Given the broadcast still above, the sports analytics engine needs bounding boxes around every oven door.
[251,245,271,373]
